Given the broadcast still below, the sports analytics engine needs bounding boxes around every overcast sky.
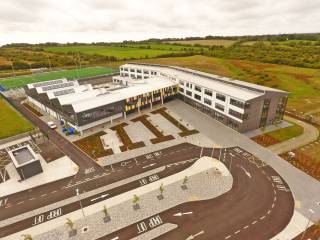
[0,0,319,45]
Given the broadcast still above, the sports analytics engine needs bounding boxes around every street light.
[300,208,314,240]
[75,188,86,219]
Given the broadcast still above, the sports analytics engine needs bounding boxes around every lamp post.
[300,208,314,240]
[75,188,86,219]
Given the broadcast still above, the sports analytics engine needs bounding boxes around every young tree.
[159,183,165,197]
[183,176,189,185]
[133,194,140,205]
[102,205,108,217]
[65,218,74,230]
[21,234,32,240]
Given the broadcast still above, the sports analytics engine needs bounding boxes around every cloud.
[0,0,319,45]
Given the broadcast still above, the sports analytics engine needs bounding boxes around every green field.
[0,95,33,139]
[266,120,304,142]
[0,67,115,89]
[166,39,237,47]
[44,45,187,59]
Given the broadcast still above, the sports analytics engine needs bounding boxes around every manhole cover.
[82,226,89,233]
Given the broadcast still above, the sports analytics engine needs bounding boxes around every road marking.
[272,203,275,208]
[90,193,109,202]
[274,196,277,202]
[234,230,240,234]
[225,235,231,239]
[17,201,24,205]
[252,221,257,225]
[110,237,119,240]
[40,194,47,197]
[243,225,249,229]
[267,210,271,215]
[173,211,193,217]
[51,190,57,194]
[186,230,205,240]
[29,198,35,201]
[240,166,252,178]
[142,163,156,169]
[260,216,266,220]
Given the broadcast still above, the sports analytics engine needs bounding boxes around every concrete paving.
[0,156,78,198]
[165,100,320,221]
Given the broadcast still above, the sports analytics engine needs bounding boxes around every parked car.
[47,121,57,130]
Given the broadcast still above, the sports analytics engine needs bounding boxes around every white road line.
[29,198,35,201]
[267,210,271,215]
[274,196,277,202]
[17,201,24,205]
[225,235,231,239]
[234,230,240,234]
[274,190,276,194]
[51,190,57,194]
[243,225,249,229]
[272,203,275,208]
[252,221,257,225]
[40,194,47,197]
[260,216,266,220]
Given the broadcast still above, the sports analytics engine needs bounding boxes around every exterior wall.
[16,160,43,180]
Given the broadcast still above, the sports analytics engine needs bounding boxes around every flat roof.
[8,145,38,168]
[26,78,68,89]
[35,81,79,94]
[71,77,177,113]
[122,63,287,101]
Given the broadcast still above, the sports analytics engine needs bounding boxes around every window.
[186,90,192,96]
[215,103,224,111]
[204,89,212,97]
[179,87,184,93]
[189,84,193,89]
[179,80,184,86]
[151,71,157,75]
[195,85,202,92]
[194,94,201,101]
[130,69,135,72]
[216,93,226,102]
[136,75,142,79]
[230,98,245,108]
[144,70,149,74]
[204,98,212,105]
[130,74,135,78]
[120,67,123,71]
[137,69,142,73]
[124,68,128,71]
[229,109,242,119]
[186,83,190,88]
[144,76,149,79]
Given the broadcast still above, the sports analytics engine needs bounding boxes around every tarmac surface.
[0,98,295,240]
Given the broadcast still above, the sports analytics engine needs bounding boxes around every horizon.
[1,0,319,45]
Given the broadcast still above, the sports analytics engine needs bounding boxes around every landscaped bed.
[131,115,175,144]
[74,131,113,159]
[110,123,145,152]
[151,107,199,137]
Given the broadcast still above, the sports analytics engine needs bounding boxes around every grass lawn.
[44,45,184,59]
[265,122,304,142]
[0,67,115,89]
[0,95,33,139]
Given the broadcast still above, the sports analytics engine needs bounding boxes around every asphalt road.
[99,147,294,240]
[1,98,294,239]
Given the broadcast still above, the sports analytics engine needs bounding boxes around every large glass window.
[186,90,192,97]
[179,80,184,86]
[229,109,242,119]
[130,69,135,72]
[204,89,212,97]
[204,98,212,105]
[195,85,202,92]
[137,69,142,73]
[216,93,226,102]
[215,103,225,111]
[194,94,201,101]
[230,98,245,108]
[144,70,149,74]
[179,87,184,93]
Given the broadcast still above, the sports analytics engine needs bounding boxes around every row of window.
[179,81,249,109]
[120,68,157,76]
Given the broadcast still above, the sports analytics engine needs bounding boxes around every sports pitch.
[0,67,116,89]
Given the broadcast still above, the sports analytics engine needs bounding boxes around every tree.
[133,194,140,204]
[65,218,74,230]
[102,205,108,217]
[159,183,165,196]
[183,176,189,185]
[21,234,32,240]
